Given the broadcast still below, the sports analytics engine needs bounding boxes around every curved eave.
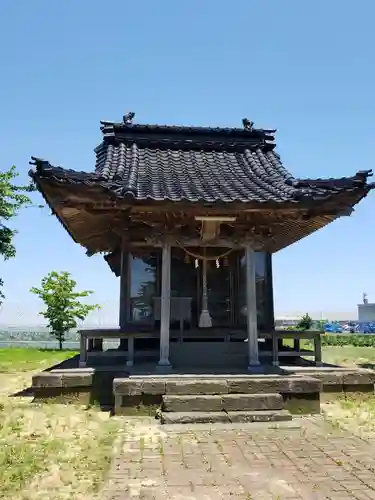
[30,163,374,257]
[31,171,81,246]
[31,174,122,254]
[30,166,374,209]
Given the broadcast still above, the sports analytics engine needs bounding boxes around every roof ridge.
[99,115,277,149]
[100,120,277,134]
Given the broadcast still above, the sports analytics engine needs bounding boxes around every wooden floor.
[80,327,319,343]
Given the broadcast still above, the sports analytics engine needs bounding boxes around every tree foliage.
[0,166,35,304]
[30,271,101,349]
[1,166,35,259]
[296,313,313,331]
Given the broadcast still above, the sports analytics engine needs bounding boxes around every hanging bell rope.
[198,247,212,328]
[176,240,234,261]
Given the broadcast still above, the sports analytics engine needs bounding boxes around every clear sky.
[1,0,374,326]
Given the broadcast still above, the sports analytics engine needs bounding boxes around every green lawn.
[0,348,122,500]
[282,339,375,368]
[0,347,78,373]
[322,346,375,368]
[1,344,375,372]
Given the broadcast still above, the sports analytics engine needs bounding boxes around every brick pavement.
[102,417,375,499]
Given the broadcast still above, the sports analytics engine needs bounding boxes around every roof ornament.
[123,112,135,125]
[242,118,254,131]
[29,156,50,172]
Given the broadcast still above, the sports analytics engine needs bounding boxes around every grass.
[323,394,375,439]
[279,342,375,437]
[283,339,375,368]
[317,345,375,438]
[321,346,375,368]
[0,348,78,373]
[0,348,123,500]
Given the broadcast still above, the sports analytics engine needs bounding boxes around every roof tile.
[29,120,374,204]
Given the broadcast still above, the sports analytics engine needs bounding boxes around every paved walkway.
[102,417,375,499]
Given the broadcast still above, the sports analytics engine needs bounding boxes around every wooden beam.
[195,216,237,222]
[59,200,132,211]
[145,238,243,248]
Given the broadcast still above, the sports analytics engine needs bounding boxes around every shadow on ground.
[45,355,80,371]
[360,363,375,371]
[9,355,81,398]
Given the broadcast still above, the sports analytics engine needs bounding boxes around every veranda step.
[160,409,293,425]
[162,393,283,412]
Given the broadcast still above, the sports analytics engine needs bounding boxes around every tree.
[296,313,313,331]
[0,279,4,306]
[0,165,35,304]
[30,271,101,349]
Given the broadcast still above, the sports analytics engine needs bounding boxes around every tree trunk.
[59,338,63,350]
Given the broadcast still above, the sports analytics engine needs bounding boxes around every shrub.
[296,313,313,331]
[321,334,375,347]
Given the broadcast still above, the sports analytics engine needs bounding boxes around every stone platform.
[31,363,375,421]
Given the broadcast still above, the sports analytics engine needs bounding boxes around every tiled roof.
[94,144,300,203]
[29,119,375,205]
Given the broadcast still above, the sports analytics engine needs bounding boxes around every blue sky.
[1,0,374,325]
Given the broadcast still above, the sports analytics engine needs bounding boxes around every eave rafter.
[49,187,360,255]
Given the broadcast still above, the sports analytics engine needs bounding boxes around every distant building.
[358,293,375,322]
[275,311,357,327]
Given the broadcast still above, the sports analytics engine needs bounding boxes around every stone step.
[163,377,321,396]
[160,409,293,425]
[113,376,321,397]
[162,393,283,412]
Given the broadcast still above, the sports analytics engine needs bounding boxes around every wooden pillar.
[314,334,322,367]
[265,253,275,332]
[158,240,172,368]
[119,246,131,349]
[245,244,260,367]
[79,332,87,368]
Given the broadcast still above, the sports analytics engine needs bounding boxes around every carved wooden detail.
[48,186,349,255]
